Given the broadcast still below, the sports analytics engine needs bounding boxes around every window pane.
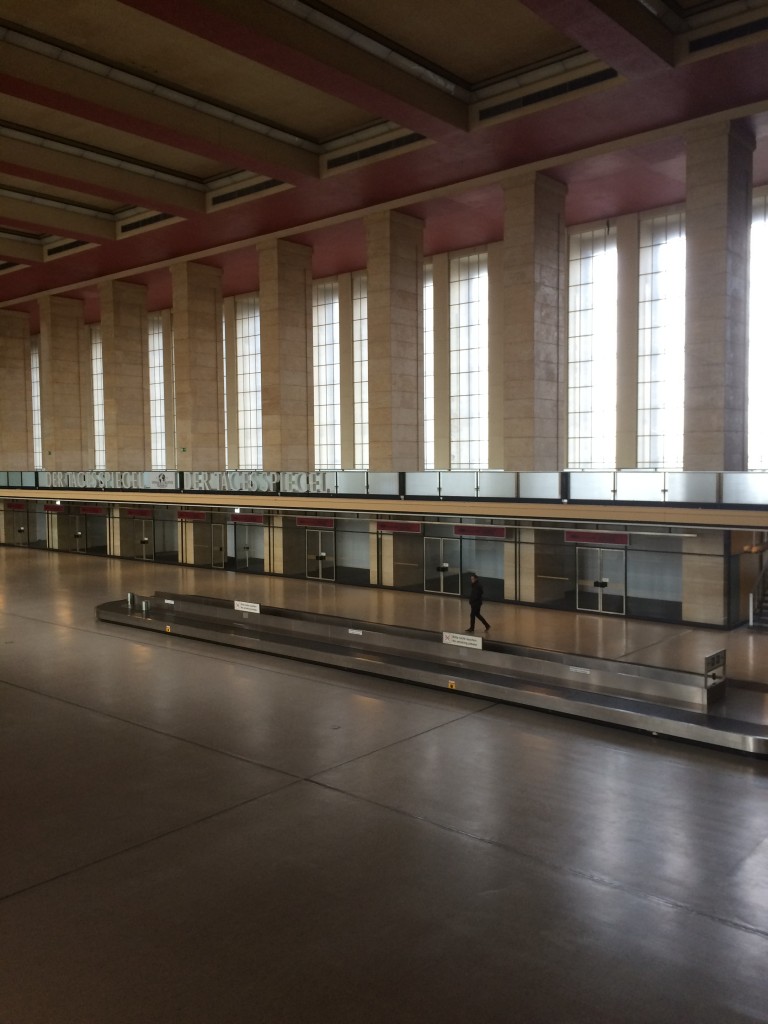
[567,227,618,469]
[91,326,105,471]
[449,252,488,469]
[749,198,768,468]
[637,213,685,469]
[148,312,167,471]
[313,280,341,469]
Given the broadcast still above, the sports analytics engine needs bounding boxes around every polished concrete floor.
[2,546,768,1023]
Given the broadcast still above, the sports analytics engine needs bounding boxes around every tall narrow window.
[221,310,229,468]
[148,312,166,471]
[637,213,686,468]
[313,279,340,469]
[91,325,105,470]
[449,252,488,469]
[749,196,768,468]
[235,295,262,469]
[568,226,618,468]
[352,272,369,469]
[30,339,42,470]
[423,264,435,469]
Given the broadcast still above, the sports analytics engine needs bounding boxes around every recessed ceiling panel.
[0,96,227,180]
[0,172,122,212]
[317,0,579,84]
[0,1,379,142]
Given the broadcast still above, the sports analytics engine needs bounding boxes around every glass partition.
[722,473,768,504]
[568,472,614,500]
[405,472,439,497]
[665,472,718,503]
[477,472,516,499]
[367,473,400,496]
[519,473,560,500]
[614,472,666,502]
[439,472,477,498]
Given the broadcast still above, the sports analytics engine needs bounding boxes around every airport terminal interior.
[2,1,768,1020]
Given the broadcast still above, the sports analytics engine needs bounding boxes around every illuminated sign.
[185,471,332,494]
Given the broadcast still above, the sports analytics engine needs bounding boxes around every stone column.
[684,120,754,470]
[364,210,424,471]
[259,239,313,471]
[38,296,93,470]
[0,310,33,469]
[170,261,225,470]
[99,280,148,469]
[682,531,727,625]
[501,172,567,470]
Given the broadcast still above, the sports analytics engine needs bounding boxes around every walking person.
[466,573,490,632]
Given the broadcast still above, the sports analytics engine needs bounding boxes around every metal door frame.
[306,528,336,581]
[211,523,226,568]
[423,536,461,594]
[235,522,264,572]
[576,546,626,615]
[135,519,155,561]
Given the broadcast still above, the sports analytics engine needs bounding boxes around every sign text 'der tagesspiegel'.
[39,471,333,495]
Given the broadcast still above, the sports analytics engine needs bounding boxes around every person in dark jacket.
[466,573,490,632]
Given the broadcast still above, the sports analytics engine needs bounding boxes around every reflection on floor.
[1,546,768,1023]
[112,555,768,685]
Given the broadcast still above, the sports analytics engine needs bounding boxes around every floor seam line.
[306,778,768,942]
[0,676,301,774]
[0,782,305,906]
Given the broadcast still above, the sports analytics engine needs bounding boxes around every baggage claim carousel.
[96,591,768,757]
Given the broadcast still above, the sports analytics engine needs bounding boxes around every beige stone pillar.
[99,280,148,469]
[365,210,424,471]
[259,239,313,471]
[501,172,568,470]
[682,531,727,625]
[0,310,33,469]
[170,261,225,470]
[684,121,754,470]
[38,296,93,470]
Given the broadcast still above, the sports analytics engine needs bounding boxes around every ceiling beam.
[0,234,43,263]
[119,0,468,138]
[0,194,115,241]
[0,135,206,216]
[0,41,319,183]
[519,0,676,77]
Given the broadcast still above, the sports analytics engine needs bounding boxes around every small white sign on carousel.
[442,631,482,650]
[234,601,261,614]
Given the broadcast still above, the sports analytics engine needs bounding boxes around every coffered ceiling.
[2,0,768,319]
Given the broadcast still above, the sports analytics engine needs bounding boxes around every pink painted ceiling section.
[4,2,768,331]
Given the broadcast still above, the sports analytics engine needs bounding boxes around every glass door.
[71,515,86,553]
[11,510,28,546]
[135,519,155,560]
[211,524,226,568]
[576,547,626,614]
[424,537,461,594]
[234,523,264,572]
[306,529,336,580]
[84,514,108,555]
